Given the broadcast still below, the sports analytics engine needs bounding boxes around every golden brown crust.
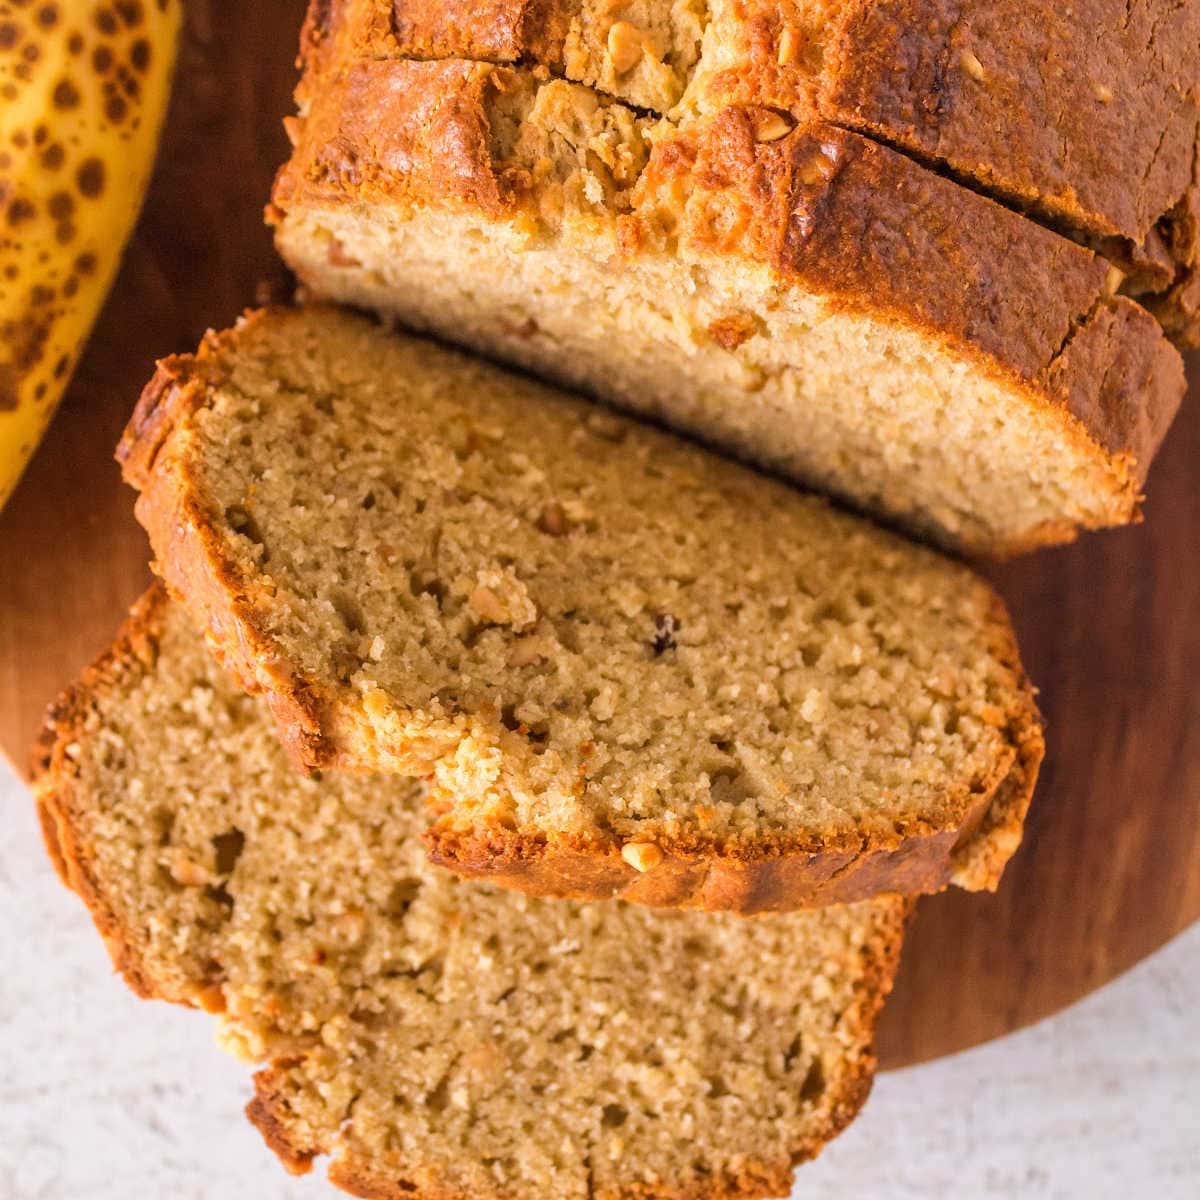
[944,587,1046,890]
[272,57,1185,539]
[423,694,1041,911]
[827,0,1199,236]
[1045,294,1184,483]
[818,0,1200,341]
[424,823,959,911]
[118,308,1044,911]
[390,0,571,64]
[282,60,522,223]
[294,0,1200,342]
[300,0,571,77]
[245,899,913,1200]
[246,1068,320,1177]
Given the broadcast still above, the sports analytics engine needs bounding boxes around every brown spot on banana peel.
[0,362,20,412]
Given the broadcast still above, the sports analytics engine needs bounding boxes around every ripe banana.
[0,0,180,511]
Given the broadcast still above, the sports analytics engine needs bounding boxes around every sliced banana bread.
[309,0,1200,341]
[119,306,1043,912]
[268,11,1187,555]
[34,586,911,1200]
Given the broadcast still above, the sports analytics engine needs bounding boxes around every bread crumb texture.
[35,588,910,1200]
[120,307,1043,910]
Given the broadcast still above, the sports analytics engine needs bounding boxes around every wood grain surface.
[1,0,1196,1071]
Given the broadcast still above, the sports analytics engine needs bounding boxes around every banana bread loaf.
[119,306,1043,912]
[268,5,1188,555]
[34,585,911,1200]
[308,0,1200,341]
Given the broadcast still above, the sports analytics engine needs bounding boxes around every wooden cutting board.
[1,0,1197,1072]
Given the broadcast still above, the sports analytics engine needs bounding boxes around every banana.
[0,0,180,511]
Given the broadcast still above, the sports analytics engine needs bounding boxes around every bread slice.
[308,0,1199,343]
[33,585,912,1200]
[118,306,1043,912]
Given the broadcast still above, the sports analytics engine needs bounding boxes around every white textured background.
[2,758,1197,1200]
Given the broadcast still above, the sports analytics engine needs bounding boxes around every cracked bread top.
[297,0,1200,343]
[119,306,1043,911]
[34,584,910,1200]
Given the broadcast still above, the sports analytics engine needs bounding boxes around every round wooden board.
[1,1,1197,1073]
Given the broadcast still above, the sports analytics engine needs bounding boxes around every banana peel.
[0,0,180,511]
